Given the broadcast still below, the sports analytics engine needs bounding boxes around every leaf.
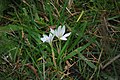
[64,37,96,69]
[68,21,87,52]
[78,53,96,69]
[64,42,91,61]
[0,24,22,36]
[57,37,70,63]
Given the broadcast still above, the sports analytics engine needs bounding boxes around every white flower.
[41,33,54,44]
[50,25,71,40]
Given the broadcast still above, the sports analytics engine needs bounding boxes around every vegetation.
[0,0,120,80]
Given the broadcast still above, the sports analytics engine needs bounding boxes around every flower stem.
[50,43,57,68]
[59,39,61,51]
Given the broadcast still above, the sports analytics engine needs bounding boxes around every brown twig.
[101,54,120,70]
[25,63,40,80]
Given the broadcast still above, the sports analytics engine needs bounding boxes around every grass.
[0,0,120,80]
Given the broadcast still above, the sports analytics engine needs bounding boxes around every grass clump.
[0,0,120,80]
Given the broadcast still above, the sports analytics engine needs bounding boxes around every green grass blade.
[78,53,96,69]
[64,36,96,61]
[45,0,53,25]
[57,0,68,26]
[68,22,87,52]
[0,24,22,32]
[57,37,70,63]
[64,42,91,61]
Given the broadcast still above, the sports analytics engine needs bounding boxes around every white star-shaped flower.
[41,33,54,44]
[50,25,71,40]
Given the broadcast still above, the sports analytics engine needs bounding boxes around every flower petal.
[41,34,48,42]
[49,33,54,42]
[60,36,67,40]
[41,37,46,42]
[50,28,55,34]
[58,25,62,35]
[43,34,48,39]
[53,30,58,37]
[64,32,71,37]
[56,30,60,38]
[61,25,65,35]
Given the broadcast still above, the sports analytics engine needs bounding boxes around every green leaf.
[0,24,22,36]
[64,42,91,61]
[68,21,87,52]
[64,36,96,62]
[78,53,96,69]
[57,37,70,63]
